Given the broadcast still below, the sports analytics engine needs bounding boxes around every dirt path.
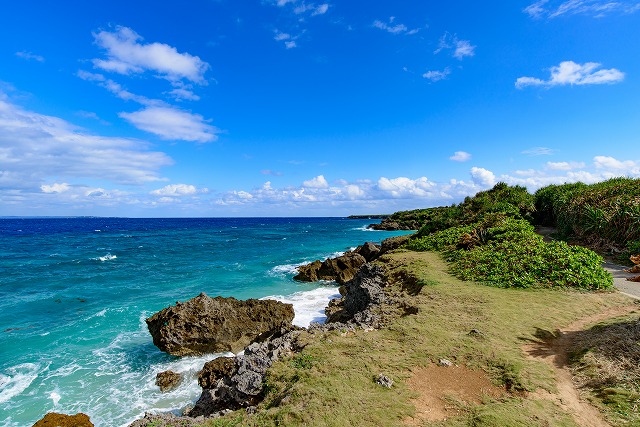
[523,305,638,427]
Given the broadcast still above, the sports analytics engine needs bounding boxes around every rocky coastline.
[33,234,413,427]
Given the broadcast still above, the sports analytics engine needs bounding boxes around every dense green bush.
[407,215,612,290]
[535,178,640,247]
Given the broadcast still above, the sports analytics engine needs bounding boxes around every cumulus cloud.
[0,95,172,195]
[377,177,435,197]
[373,17,420,35]
[150,184,198,196]
[450,151,472,162]
[118,106,219,142]
[92,26,209,83]
[423,68,451,82]
[593,155,638,170]
[303,175,329,188]
[546,161,586,170]
[15,51,45,62]
[470,167,496,187]
[516,61,624,88]
[41,183,71,193]
[524,0,640,19]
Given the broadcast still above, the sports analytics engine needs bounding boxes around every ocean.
[0,217,410,426]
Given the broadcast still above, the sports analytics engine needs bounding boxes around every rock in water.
[294,252,367,284]
[198,357,237,389]
[32,413,94,427]
[155,370,183,392]
[146,293,295,356]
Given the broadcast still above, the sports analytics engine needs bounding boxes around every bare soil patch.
[523,305,639,427]
[403,364,505,425]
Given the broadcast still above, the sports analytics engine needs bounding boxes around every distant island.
[346,214,390,219]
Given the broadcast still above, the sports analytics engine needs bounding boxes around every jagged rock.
[199,357,237,389]
[380,234,411,255]
[128,413,206,427]
[294,252,367,285]
[355,242,381,262]
[326,263,386,328]
[32,413,94,427]
[155,370,183,392]
[376,373,394,388]
[146,293,295,356]
[188,327,305,418]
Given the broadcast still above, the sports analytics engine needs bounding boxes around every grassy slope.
[202,251,632,427]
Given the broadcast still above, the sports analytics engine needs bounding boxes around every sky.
[0,0,639,217]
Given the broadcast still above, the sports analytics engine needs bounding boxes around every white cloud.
[522,147,556,156]
[377,177,435,197]
[92,26,209,84]
[423,68,451,82]
[0,95,172,194]
[470,167,496,187]
[274,31,291,41]
[546,161,586,170]
[593,155,637,170]
[516,61,624,88]
[41,183,71,193]
[285,41,297,49]
[150,184,198,196]
[524,0,640,18]
[453,40,476,60]
[119,106,219,142]
[450,151,472,162]
[303,175,329,188]
[373,17,420,35]
[312,4,329,15]
[435,33,475,60]
[15,51,45,62]
[166,88,200,102]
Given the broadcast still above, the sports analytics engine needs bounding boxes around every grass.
[194,250,631,427]
[568,314,640,426]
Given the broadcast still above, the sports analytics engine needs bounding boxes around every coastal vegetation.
[128,178,640,427]
[183,251,634,426]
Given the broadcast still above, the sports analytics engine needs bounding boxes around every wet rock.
[146,293,295,356]
[294,252,367,285]
[155,370,183,392]
[32,413,94,427]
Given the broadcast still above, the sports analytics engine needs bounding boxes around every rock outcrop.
[146,293,295,356]
[368,219,420,231]
[187,326,304,417]
[293,252,367,284]
[155,370,183,392]
[324,263,387,328]
[33,413,94,427]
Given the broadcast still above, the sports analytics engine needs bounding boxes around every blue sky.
[0,0,638,217]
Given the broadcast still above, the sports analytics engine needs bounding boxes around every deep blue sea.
[0,217,410,426]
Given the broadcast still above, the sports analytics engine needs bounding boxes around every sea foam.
[264,286,340,327]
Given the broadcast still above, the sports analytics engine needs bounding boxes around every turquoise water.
[0,217,410,426]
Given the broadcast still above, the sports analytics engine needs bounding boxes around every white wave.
[267,262,305,278]
[352,225,376,231]
[264,286,340,327]
[0,363,42,403]
[49,391,61,406]
[94,253,117,262]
